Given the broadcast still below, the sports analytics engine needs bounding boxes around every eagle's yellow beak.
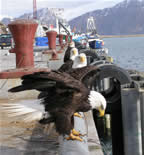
[98,107,105,117]
[80,56,86,62]
[73,49,77,55]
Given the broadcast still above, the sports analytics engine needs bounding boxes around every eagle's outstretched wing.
[8,71,85,93]
[0,100,45,122]
[7,71,88,122]
[67,65,99,81]
[67,65,100,87]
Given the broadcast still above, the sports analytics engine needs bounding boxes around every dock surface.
[0,47,103,154]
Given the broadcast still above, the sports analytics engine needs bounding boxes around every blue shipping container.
[35,37,48,41]
[35,42,48,46]
[89,40,103,49]
[35,37,48,46]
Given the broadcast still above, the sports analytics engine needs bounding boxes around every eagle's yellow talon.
[74,112,82,118]
[72,129,80,136]
[72,129,86,137]
[66,133,83,142]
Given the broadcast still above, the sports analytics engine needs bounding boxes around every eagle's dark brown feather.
[58,60,73,72]
[67,65,99,81]
[8,70,93,136]
[63,46,73,63]
[8,64,103,136]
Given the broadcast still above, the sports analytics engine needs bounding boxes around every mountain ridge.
[1,0,144,35]
[69,0,144,35]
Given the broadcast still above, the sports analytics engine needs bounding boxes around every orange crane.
[33,0,37,19]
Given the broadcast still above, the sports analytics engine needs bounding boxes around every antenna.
[33,0,37,19]
[86,16,97,35]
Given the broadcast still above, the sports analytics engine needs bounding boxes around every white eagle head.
[88,91,107,117]
[69,41,75,48]
[72,53,87,68]
[70,47,79,61]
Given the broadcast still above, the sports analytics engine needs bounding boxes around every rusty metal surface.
[46,31,57,50]
[65,35,68,43]
[0,68,50,79]
[58,34,64,47]
[8,19,38,68]
[8,19,38,25]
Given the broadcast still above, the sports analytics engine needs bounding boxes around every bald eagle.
[38,52,87,99]
[72,53,87,69]
[2,67,106,141]
[63,41,76,63]
[58,42,80,72]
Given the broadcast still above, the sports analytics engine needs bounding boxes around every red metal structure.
[33,0,37,19]
[58,34,64,53]
[65,35,68,43]
[0,19,51,79]
[8,19,38,68]
[46,31,57,49]
[59,34,64,48]
[45,30,59,60]
[70,35,73,42]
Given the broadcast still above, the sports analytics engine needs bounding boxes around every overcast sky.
[0,0,123,20]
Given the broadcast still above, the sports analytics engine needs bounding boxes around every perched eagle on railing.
[1,66,106,141]
[38,50,87,99]
[58,42,81,72]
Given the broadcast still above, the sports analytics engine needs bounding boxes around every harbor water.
[104,36,144,72]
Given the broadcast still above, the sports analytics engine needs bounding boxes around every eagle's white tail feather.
[0,100,45,122]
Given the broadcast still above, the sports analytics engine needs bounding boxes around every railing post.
[138,82,144,155]
[121,82,142,155]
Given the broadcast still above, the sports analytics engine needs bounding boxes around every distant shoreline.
[100,34,144,38]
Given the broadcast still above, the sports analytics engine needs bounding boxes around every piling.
[8,19,38,68]
[58,34,64,53]
[65,35,68,44]
[59,34,64,48]
[0,19,50,99]
[70,35,73,42]
[46,30,59,60]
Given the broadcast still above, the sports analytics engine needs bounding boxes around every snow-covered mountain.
[18,8,57,26]
[69,0,144,35]
[1,8,58,26]
[1,0,144,35]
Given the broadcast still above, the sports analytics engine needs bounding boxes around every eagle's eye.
[100,105,104,110]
